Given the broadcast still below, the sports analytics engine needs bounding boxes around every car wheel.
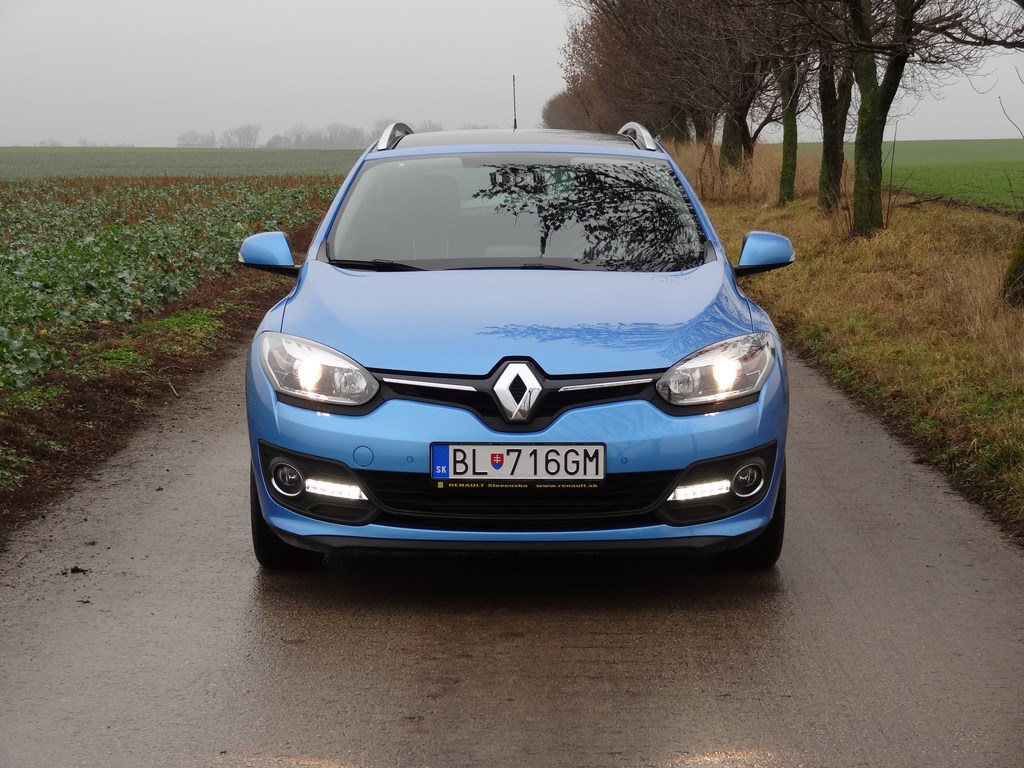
[721,463,786,569]
[250,468,323,569]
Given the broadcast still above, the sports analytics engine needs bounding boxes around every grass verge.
[710,198,1024,539]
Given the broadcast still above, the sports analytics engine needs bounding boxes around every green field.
[0,148,363,388]
[0,147,362,179]
[0,176,338,388]
[883,138,1022,166]
[884,139,1024,211]
[775,138,1023,211]
[3,142,1020,210]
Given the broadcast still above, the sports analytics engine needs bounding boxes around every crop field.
[751,138,1023,211]
[0,175,340,389]
[885,139,1024,211]
[0,148,356,393]
[884,138,1023,166]
[0,147,362,180]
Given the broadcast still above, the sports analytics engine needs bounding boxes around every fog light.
[305,478,368,501]
[732,462,765,498]
[668,479,732,502]
[270,461,304,497]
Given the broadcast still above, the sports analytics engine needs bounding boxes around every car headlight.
[258,332,379,406]
[656,333,775,406]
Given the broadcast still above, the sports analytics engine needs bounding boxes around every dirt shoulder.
[0,266,294,543]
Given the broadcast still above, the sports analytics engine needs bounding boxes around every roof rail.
[617,122,658,151]
[375,122,414,151]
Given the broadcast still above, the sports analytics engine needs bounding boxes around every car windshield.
[327,152,708,273]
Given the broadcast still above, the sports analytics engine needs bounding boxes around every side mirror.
[238,232,300,277]
[734,231,794,277]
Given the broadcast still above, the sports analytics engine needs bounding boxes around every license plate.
[431,443,606,481]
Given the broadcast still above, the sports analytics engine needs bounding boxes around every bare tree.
[567,0,1022,229]
[816,44,855,211]
[220,124,261,149]
[560,13,641,132]
[778,0,1024,234]
[177,129,216,148]
[285,124,327,148]
[752,0,854,209]
[725,0,816,203]
[541,89,593,129]
[564,0,791,168]
[1002,59,1024,307]
[324,123,370,148]
[562,4,687,134]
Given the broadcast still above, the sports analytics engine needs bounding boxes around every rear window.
[327,152,708,273]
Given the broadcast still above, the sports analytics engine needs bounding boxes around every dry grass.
[664,140,1024,534]
[667,140,826,206]
[709,192,1024,535]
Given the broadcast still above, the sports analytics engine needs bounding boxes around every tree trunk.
[1005,232,1024,307]
[721,110,755,170]
[818,54,853,211]
[845,0,910,236]
[849,38,887,236]
[777,62,799,205]
[851,93,886,236]
[849,58,908,234]
[740,115,756,161]
[720,114,745,168]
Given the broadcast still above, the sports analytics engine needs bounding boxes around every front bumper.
[246,350,788,551]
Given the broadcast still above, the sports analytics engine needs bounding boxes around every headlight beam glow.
[668,479,732,502]
[259,332,379,406]
[305,478,368,501]
[656,333,775,407]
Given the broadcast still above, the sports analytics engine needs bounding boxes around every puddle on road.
[210,756,361,768]
[664,750,793,768]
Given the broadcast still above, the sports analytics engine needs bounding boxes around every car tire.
[250,468,323,569]
[721,463,786,569]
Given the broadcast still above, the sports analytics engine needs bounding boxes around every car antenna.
[512,74,518,130]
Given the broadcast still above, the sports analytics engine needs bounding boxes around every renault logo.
[494,362,542,422]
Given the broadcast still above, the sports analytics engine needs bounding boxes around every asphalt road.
[1,351,1022,768]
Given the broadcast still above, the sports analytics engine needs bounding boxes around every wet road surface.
[1,352,1022,768]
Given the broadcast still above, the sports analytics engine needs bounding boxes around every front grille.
[282,359,756,425]
[354,468,680,531]
[380,372,654,432]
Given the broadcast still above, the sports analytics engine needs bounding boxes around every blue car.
[240,122,793,569]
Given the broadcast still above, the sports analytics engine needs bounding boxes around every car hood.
[280,260,752,375]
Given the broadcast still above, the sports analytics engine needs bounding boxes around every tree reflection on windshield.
[473,161,707,272]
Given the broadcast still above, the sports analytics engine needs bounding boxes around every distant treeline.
[176,119,447,150]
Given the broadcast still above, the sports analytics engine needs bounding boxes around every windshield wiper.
[448,262,587,271]
[516,262,581,270]
[329,259,424,272]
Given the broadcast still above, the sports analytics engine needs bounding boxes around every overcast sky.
[0,0,1022,147]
